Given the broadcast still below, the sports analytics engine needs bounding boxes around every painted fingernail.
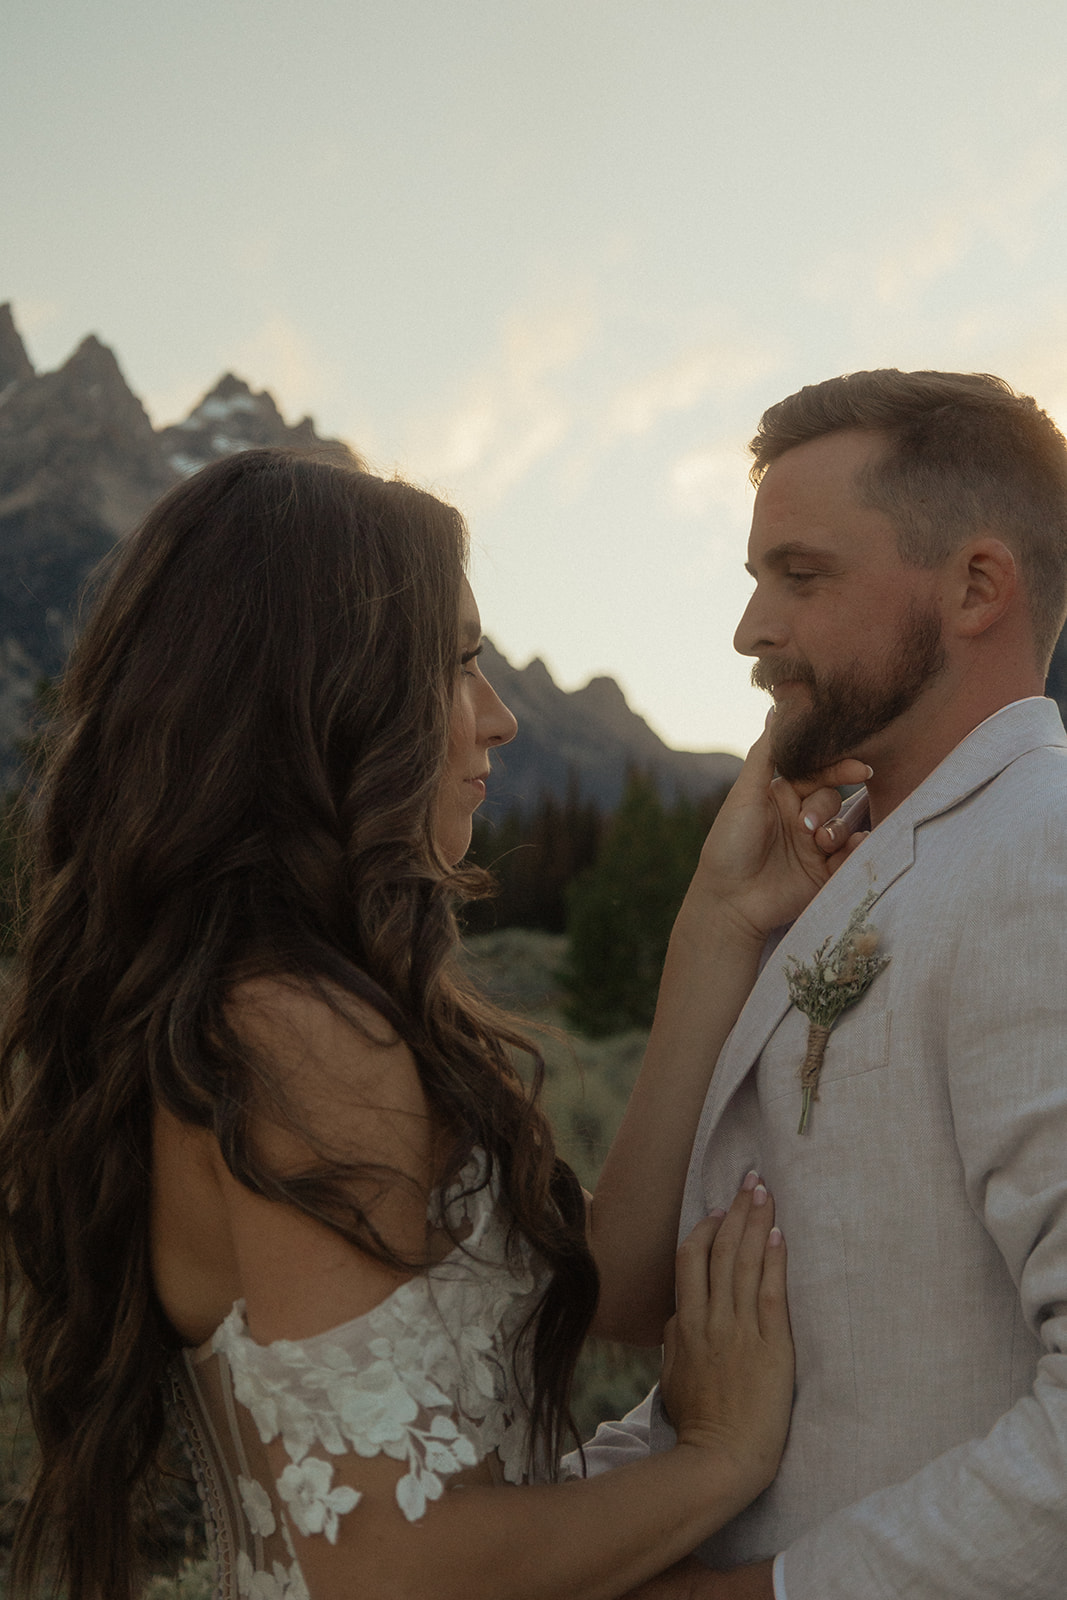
[709,1207,727,1220]
[769,1227,784,1247]
[752,1183,768,1206]
[802,812,817,831]
[742,1169,759,1191]
[863,765,873,778]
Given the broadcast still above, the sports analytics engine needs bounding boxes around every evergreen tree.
[560,770,726,1037]
[0,678,57,955]
[464,775,603,934]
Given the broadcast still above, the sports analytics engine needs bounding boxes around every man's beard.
[752,604,947,781]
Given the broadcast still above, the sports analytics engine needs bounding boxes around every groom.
[586,370,1067,1599]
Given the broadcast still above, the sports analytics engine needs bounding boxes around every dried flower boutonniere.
[784,890,890,1134]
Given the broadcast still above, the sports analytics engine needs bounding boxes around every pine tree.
[559,770,722,1037]
[0,678,57,954]
[464,775,603,934]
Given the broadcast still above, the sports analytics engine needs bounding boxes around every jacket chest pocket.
[756,1000,893,1106]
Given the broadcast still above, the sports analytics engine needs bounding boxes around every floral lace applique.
[277,1458,360,1541]
[214,1160,548,1532]
[238,1475,276,1538]
[236,1549,309,1600]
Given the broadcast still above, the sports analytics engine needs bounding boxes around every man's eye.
[787,570,818,582]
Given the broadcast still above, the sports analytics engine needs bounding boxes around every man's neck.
[862,682,1044,828]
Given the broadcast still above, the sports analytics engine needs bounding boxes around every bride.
[0,449,863,1600]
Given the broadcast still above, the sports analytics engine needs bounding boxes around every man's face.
[734,429,947,780]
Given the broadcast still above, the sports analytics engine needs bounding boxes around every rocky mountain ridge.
[0,304,740,805]
[0,305,361,776]
[477,641,741,809]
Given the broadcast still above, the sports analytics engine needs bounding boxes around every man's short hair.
[749,370,1067,667]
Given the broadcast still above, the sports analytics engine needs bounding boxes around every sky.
[5,0,1067,755]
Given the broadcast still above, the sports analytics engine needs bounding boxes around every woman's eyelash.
[460,645,483,666]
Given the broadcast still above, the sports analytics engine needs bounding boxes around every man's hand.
[622,1556,776,1599]
[690,721,871,944]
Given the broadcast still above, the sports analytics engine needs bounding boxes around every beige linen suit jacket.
[580,697,1067,1598]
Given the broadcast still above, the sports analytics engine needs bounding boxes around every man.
[584,370,1067,1599]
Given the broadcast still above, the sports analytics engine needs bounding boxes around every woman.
[0,450,860,1600]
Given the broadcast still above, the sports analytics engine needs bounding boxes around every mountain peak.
[61,333,132,390]
[159,373,359,477]
[0,303,34,391]
[574,674,629,710]
[518,655,555,687]
[70,332,107,358]
[213,373,254,399]
[40,335,163,465]
[0,322,163,474]
[0,310,370,788]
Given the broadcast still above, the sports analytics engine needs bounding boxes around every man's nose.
[733,588,788,657]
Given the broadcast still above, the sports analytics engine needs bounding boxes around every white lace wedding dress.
[170,1157,552,1600]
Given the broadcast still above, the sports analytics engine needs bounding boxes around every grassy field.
[1,929,662,1596]
[460,929,663,1443]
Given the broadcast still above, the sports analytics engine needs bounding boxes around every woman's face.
[434,580,518,864]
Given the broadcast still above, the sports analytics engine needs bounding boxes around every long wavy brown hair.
[0,449,598,1600]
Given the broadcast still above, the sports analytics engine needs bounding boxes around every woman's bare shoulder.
[224,974,431,1159]
[226,972,399,1065]
[153,972,437,1345]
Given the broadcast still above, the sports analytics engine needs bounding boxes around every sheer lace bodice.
[171,1156,551,1600]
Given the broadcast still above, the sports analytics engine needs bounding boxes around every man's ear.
[948,537,1018,638]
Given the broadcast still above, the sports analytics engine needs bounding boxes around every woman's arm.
[247,1184,791,1600]
[207,985,792,1600]
[587,728,869,1343]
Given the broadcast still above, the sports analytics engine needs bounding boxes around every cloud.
[603,337,782,442]
[143,314,340,431]
[872,216,973,306]
[415,297,594,507]
[810,142,1065,311]
[227,314,334,420]
[431,400,497,478]
[607,350,721,436]
[985,306,1067,437]
[477,411,570,504]
[669,437,755,522]
[878,147,1061,303]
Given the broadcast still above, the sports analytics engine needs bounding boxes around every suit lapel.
[698,697,1067,1135]
[700,811,914,1129]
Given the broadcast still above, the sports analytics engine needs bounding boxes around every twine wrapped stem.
[797,1023,832,1134]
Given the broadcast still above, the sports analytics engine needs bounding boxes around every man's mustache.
[750,657,818,695]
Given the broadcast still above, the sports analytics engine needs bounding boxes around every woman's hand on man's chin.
[686,723,873,944]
